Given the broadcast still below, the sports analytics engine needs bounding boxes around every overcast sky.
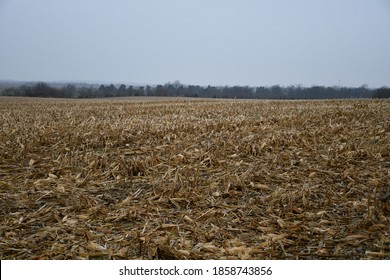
[0,0,389,87]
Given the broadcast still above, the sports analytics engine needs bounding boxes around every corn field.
[0,96,389,259]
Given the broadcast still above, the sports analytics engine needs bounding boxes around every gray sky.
[0,0,389,87]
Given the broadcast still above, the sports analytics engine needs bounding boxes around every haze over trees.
[1,81,389,99]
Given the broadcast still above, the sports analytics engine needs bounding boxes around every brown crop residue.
[0,97,389,259]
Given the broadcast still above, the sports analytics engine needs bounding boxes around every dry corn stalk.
[0,96,389,260]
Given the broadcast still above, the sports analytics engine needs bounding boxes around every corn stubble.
[0,97,389,259]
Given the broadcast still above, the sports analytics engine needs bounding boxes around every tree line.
[1,81,389,99]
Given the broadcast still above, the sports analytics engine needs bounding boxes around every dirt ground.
[1,97,389,259]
